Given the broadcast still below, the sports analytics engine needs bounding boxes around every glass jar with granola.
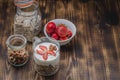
[6,34,28,67]
[14,0,41,42]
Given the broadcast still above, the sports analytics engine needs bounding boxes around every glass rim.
[16,1,39,16]
[33,37,60,54]
[6,34,27,50]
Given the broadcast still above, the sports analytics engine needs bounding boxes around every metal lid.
[14,0,35,8]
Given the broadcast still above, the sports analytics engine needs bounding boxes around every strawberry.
[37,44,57,60]
[36,49,44,55]
[47,50,56,56]
[56,24,68,37]
[43,53,48,60]
[67,30,72,38]
[51,33,59,40]
[60,37,68,40]
[46,22,56,34]
[39,45,47,51]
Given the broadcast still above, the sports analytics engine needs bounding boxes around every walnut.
[49,44,57,51]
[8,49,28,65]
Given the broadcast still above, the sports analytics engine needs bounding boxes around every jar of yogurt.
[33,37,60,76]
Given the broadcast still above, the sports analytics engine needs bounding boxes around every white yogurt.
[34,42,60,66]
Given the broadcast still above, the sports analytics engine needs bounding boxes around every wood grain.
[0,0,120,80]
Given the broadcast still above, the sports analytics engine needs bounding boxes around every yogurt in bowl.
[33,37,60,76]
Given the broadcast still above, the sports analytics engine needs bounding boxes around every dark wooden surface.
[0,0,120,80]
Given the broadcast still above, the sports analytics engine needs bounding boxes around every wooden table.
[0,0,120,80]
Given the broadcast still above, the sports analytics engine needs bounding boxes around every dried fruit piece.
[36,49,44,55]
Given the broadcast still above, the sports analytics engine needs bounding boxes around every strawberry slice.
[60,37,68,40]
[67,30,72,38]
[56,25,68,37]
[43,53,48,60]
[36,49,44,55]
[51,33,59,40]
[47,50,56,56]
[39,45,47,51]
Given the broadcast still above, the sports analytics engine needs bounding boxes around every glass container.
[14,0,41,42]
[6,34,28,67]
[33,37,60,76]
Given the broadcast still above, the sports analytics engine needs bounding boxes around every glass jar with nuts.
[6,34,28,67]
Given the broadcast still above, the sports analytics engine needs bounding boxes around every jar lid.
[14,0,35,8]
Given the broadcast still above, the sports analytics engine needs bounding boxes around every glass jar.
[33,37,60,76]
[6,34,28,67]
[14,0,41,42]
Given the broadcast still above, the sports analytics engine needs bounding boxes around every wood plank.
[0,0,120,80]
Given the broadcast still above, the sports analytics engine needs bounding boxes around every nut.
[49,44,57,51]
[8,49,28,65]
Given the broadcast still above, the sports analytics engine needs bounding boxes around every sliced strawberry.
[43,53,48,60]
[36,49,44,55]
[56,25,68,37]
[60,37,68,41]
[67,30,72,38]
[39,45,47,51]
[47,50,56,56]
[51,33,59,40]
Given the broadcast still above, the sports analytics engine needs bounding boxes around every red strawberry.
[56,24,68,37]
[36,49,44,55]
[51,33,59,40]
[39,45,47,51]
[67,30,72,38]
[46,22,56,34]
[60,37,68,40]
[47,50,56,56]
[43,53,48,60]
